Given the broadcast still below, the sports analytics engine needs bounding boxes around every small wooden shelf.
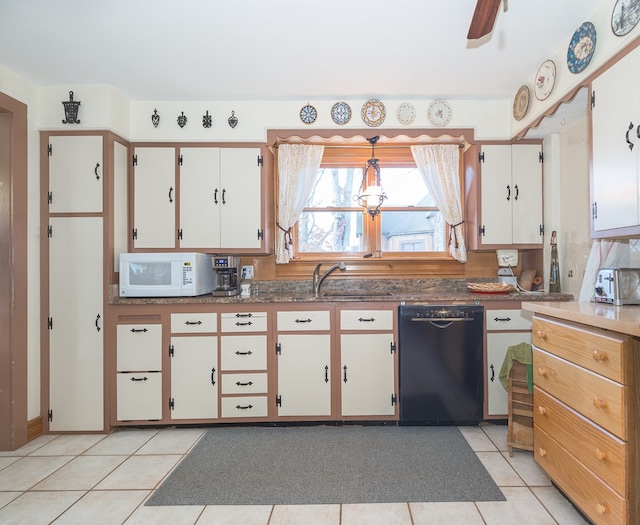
[507,361,533,456]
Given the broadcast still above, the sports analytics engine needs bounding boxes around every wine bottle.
[549,230,560,293]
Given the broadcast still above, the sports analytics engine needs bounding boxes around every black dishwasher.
[398,304,484,425]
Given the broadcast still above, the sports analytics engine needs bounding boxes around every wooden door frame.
[0,91,28,450]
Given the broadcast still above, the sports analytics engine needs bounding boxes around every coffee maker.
[212,255,240,296]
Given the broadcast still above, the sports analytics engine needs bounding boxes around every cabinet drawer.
[117,372,162,421]
[221,311,268,332]
[534,349,626,440]
[221,396,268,418]
[277,310,330,331]
[221,373,268,394]
[117,324,162,371]
[171,312,217,333]
[486,309,533,331]
[532,317,625,383]
[535,426,627,525]
[340,310,393,330]
[534,387,626,496]
[220,335,267,370]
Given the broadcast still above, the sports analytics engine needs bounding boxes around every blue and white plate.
[567,21,597,74]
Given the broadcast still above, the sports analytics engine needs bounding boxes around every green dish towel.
[498,342,533,393]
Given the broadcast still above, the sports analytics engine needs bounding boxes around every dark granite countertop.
[110,279,573,306]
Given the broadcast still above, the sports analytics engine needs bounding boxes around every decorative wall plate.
[331,101,352,125]
[396,102,416,125]
[567,21,597,74]
[611,0,640,36]
[534,60,556,101]
[299,104,317,124]
[361,99,386,127]
[427,99,452,127]
[513,85,530,121]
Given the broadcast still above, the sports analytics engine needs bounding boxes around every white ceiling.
[1,0,604,104]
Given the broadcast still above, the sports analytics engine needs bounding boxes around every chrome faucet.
[313,262,347,298]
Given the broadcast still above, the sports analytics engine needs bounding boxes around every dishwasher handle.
[408,317,475,328]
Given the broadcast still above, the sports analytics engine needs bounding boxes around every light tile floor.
[0,424,589,525]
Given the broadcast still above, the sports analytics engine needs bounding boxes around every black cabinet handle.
[235,313,253,318]
[235,350,253,356]
[169,187,174,203]
[506,184,511,201]
[214,188,218,204]
[343,365,348,383]
[325,365,329,383]
[358,317,375,323]
[295,318,312,323]
[235,321,253,327]
[210,367,216,386]
[130,376,148,382]
[95,314,101,332]
[185,320,202,326]
[235,404,253,410]
[493,317,512,322]
[490,364,495,382]
[514,184,519,201]
[222,188,226,204]
[235,381,254,386]
[94,163,100,180]
[626,121,635,151]
[130,327,148,333]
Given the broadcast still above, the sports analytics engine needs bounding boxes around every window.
[295,145,453,258]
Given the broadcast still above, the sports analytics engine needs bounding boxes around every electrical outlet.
[241,265,254,280]
[496,250,518,267]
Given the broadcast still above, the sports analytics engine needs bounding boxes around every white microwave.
[119,252,215,297]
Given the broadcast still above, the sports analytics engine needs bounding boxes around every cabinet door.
[591,49,640,232]
[512,144,543,244]
[486,331,531,416]
[48,135,103,213]
[219,148,262,249]
[480,145,513,245]
[277,334,331,417]
[133,147,176,248]
[116,324,162,371]
[179,147,221,248]
[340,334,395,416]
[170,336,218,420]
[49,217,104,431]
[117,372,162,421]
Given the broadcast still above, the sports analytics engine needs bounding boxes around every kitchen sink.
[321,290,394,298]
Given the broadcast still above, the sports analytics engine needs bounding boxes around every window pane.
[381,211,446,252]
[307,168,363,208]
[379,168,435,207]
[298,211,364,252]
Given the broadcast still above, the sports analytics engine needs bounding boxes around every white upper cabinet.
[478,144,543,246]
[48,135,103,213]
[591,48,640,236]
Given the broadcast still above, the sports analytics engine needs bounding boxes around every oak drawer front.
[221,312,268,333]
[221,373,268,394]
[171,313,217,333]
[486,309,533,331]
[220,335,267,370]
[277,310,331,331]
[534,386,627,496]
[117,324,162,371]
[532,317,625,383]
[534,349,626,440]
[221,396,268,418]
[535,426,627,525]
[340,310,393,331]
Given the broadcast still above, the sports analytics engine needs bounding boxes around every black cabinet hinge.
[48,409,53,422]
[132,229,138,240]
[178,229,183,240]
[390,342,396,354]
[47,192,53,204]
[169,398,174,410]
[275,342,281,355]
[539,151,544,163]
[591,90,596,109]
[257,229,264,240]
[169,344,174,357]
[48,317,53,330]
[539,224,544,236]
[391,394,397,406]
[132,154,138,166]
[479,225,485,237]
[48,144,53,156]
[478,151,485,163]
[48,225,53,238]
[276,394,282,407]
[257,155,263,167]
[178,154,183,166]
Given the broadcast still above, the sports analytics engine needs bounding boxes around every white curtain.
[411,144,467,262]
[578,239,630,302]
[276,144,324,264]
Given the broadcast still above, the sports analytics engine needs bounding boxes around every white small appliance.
[496,250,518,287]
[119,252,215,297]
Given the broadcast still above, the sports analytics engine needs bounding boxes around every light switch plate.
[496,250,518,267]
[241,265,254,280]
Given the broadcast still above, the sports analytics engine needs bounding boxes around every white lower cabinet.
[170,335,218,420]
[117,373,162,421]
[485,308,533,417]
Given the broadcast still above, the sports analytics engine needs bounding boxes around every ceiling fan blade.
[467,0,502,39]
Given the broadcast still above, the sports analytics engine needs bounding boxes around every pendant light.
[355,136,387,219]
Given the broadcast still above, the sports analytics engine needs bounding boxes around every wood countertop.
[522,301,640,337]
